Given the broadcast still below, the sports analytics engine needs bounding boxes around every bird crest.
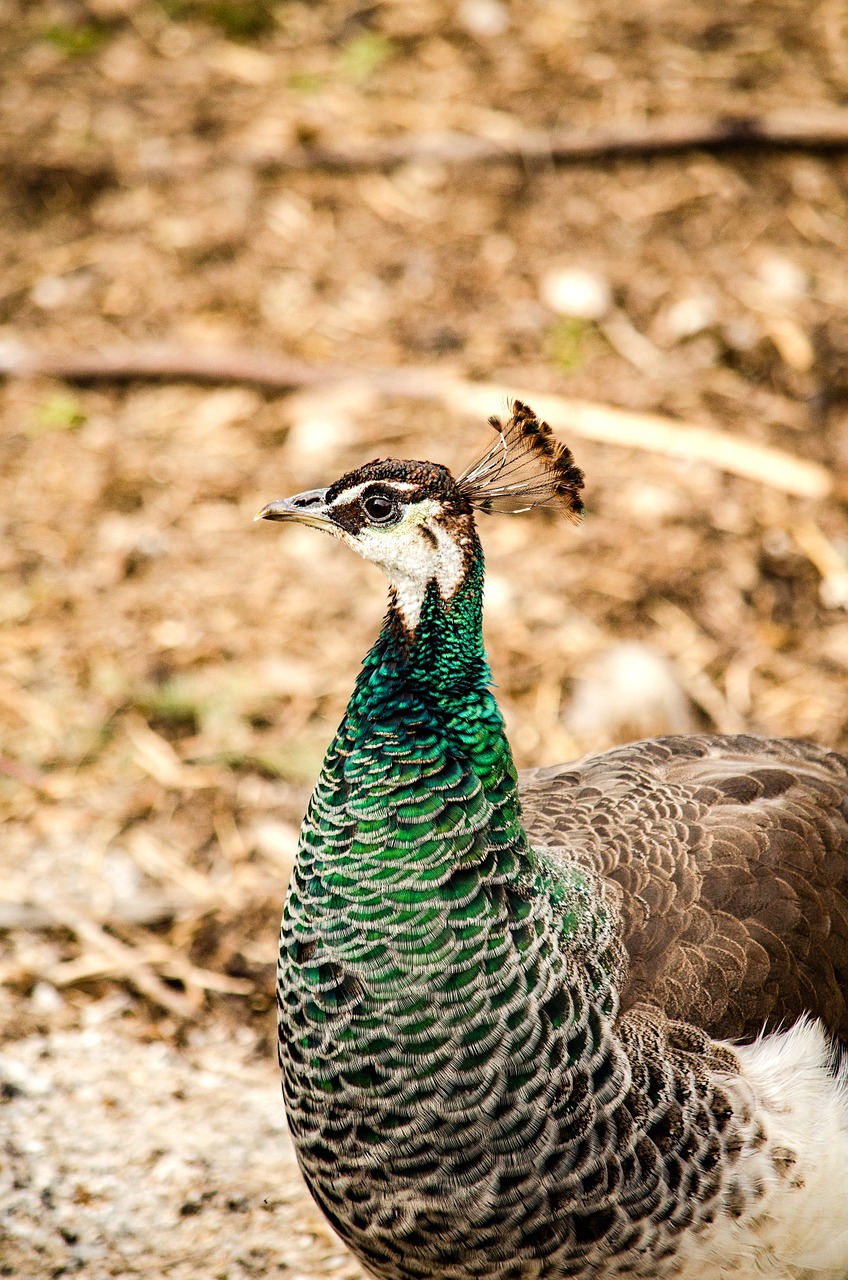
[456,400,585,520]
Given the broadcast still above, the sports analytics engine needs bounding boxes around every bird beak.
[255,487,334,530]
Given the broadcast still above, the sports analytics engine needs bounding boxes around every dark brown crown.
[326,458,470,509]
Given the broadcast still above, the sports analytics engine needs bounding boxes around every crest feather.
[457,401,584,520]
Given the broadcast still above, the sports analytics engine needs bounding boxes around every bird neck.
[357,541,490,705]
[341,542,530,865]
[291,539,538,912]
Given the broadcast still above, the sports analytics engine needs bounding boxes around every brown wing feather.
[518,734,848,1044]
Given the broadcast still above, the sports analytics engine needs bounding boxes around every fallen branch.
[2,341,833,499]
[7,108,848,183]
[9,106,848,189]
[0,341,337,392]
[248,108,848,172]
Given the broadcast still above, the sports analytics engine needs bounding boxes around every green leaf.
[158,0,275,39]
[42,22,110,57]
[339,33,392,85]
[32,394,87,433]
[288,70,324,93]
[546,317,587,372]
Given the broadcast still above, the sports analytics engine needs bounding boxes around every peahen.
[257,402,848,1280]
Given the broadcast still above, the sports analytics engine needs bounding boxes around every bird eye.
[362,493,400,525]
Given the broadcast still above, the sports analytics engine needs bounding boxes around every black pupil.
[364,494,396,522]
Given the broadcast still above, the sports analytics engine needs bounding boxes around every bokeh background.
[2,1,848,1273]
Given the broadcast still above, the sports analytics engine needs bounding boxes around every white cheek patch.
[341,499,466,629]
[392,522,466,630]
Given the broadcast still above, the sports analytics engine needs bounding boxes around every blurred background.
[2,1,848,1267]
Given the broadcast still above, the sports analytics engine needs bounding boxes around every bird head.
[257,401,584,630]
[257,458,476,630]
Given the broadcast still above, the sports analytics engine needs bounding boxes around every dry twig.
[250,108,848,172]
[1,342,833,499]
[36,901,199,1019]
[0,892,189,932]
[791,521,848,608]
[0,755,57,797]
[21,899,256,1014]
[6,108,848,181]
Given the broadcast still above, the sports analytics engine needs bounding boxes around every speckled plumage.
[262,406,848,1280]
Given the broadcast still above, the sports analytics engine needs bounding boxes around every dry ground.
[2,0,848,1275]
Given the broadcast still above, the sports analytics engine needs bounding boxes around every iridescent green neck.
[352,546,490,711]
[333,545,527,870]
[296,543,534,916]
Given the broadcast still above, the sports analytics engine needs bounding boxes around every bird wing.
[518,734,848,1044]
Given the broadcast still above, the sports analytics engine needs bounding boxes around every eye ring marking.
[362,492,401,525]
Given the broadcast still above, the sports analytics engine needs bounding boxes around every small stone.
[539,267,611,320]
[0,335,29,373]
[87,0,139,16]
[150,619,191,649]
[622,482,689,523]
[722,317,760,352]
[661,294,717,341]
[564,643,695,751]
[266,194,312,240]
[458,0,509,37]
[820,574,848,610]
[481,233,516,267]
[260,272,314,334]
[30,983,63,1015]
[582,54,616,81]
[483,573,515,618]
[31,276,70,309]
[764,316,814,372]
[192,388,262,434]
[756,255,808,302]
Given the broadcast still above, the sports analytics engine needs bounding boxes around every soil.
[1,1024,365,1279]
[2,1,848,1276]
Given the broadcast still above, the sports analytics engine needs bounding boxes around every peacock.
[257,402,848,1280]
